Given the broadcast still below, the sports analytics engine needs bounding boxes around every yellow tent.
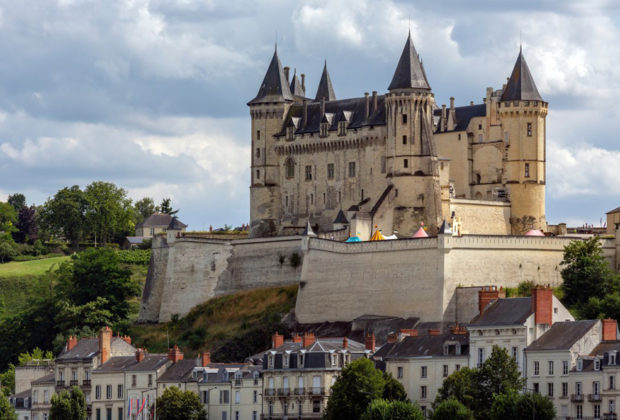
[370,229,385,241]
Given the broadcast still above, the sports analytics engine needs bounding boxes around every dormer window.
[331,353,338,367]
[268,354,274,369]
[320,122,329,138]
[611,352,617,366]
[338,121,346,136]
[595,358,601,371]
[577,358,583,371]
[298,353,305,368]
[283,354,290,368]
[287,127,295,141]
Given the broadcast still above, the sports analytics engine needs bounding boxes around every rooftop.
[527,320,599,351]
[469,297,533,327]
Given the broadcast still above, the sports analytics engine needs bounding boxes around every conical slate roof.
[388,32,431,91]
[290,70,305,97]
[302,220,317,237]
[249,47,294,104]
[500,48,543,102]
[315,61,336,101]
[333,210,349,224]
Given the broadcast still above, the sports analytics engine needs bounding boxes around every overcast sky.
[1,0,619,230]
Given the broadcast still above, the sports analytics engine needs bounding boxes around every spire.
[249,47,294,104]
[290,69,305,97]
[388,32,431,91]
[500,48,543,102]
[314,60,336,101]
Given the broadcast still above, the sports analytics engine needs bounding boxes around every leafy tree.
[0,203,17,240]
[18,348,54,365]
[0,242,16,263]
[382,372,408,401]
[0,364,15,397]
[362,399,425,420]
[55,297,115,335]
[0,393,17,420]
[14,206,38,243]
[159,198,178,215]
[561,237,617,308]
[156,386,206,420]
[40,186,88,249]
[7,194,26,213]
[434,367,477,410]
[580,292,620,320]
[49,386,86,420]
[490,390,555,420]
[134,197,157,224]
[431,398,474,420]
[325,358,386,420]
[84,181,133,245]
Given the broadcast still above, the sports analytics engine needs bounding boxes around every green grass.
[0,256,69,278]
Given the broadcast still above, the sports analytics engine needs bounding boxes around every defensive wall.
[139,231,618,324]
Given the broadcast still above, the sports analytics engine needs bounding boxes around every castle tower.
[385,33,442,235]
[315,61,336,101]
[247,46,295,237]
[498,48,548,234]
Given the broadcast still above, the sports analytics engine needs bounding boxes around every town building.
[29,373,54,420]
[607,207,620,235]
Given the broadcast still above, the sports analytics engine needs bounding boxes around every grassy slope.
[0,256,69,278]
[128,285,298,361]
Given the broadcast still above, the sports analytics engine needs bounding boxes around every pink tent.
[525,229,545,237]
[413,227,429,238]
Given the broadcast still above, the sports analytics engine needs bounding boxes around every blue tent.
[345,236,361,243]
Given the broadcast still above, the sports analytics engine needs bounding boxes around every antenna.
[520,30,522,52]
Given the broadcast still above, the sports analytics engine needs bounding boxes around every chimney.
[98,326,112,365]
[470,101,474,106]
[136,348,145,363]
[372,91,378,114]
[302,332,316,347]
[303,100,308,128]
[167,345,184,363]
[603,319,618,341]
[450,324,468,335]
[450,97,455,110]
[364,92,370,119]
[531,286,553,325]
[67,335,78,351]
[365,333,376,351]
[283,66,290,82]
[272,332,284,349]
[399,329,418,337]
[122,335,132,345]
[342,337,348,349]
[301,73,306,92]
[428,329,441,336]
[386,333,398,344]
[441,104,447,132]
[200,351,211,367]
[292,333,302,344]
[321,97,325,116]
[479,286,502,315]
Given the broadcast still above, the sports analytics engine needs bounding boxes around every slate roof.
[32,373,55,385]
[167,217,187,230]
[606,206,620,214]
[290,70,305,97]
[433,104,487,133]
[141,213,174,227]
[57,337,135,362]
[375,333,469,359]
[500,48,543,102]
[527,320,599,351]
[12,389,32,399]
[93,355,169,373]
[469,297,533,327]
[333,210,349,224]
[125,236,146,245]
[315,61,336,101]
[249,48,294,104]
[157,359,197,382]
[590,340,620,357]
[388,32,431,91]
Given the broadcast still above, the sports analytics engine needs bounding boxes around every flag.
[127,398,132,418]
[137,397,146,415]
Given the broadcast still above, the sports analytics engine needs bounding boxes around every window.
[421,366,427,378]
[524,163,530,178]
[611,400,616,414]
[421,386,427,399]
[595,359,601,371]
[257,130,260,140]
[548,361,554,375]
[235,390,240,404]
[455,364,461,371]
[512,347,518,360]
[33,391,38,404]
[313,399,320,413]
[478,134,483,143]
[576,382,582,395]
[202,390,209,404]
[305,166,312,181]
[610,375,615,390]
[402,114,407,124]
[533,383,539,393]
[117,384,123,399]
[253,390,258,403]
[320,123,328,138]
[534,361,540,376]
[443,365,449,378]
[287,127,294,141]
[235,412,239,420]
[299,354,305,367]
[562,360,569,375]
[348,162,356,177]
[118,407,123,420]
[283,354,289,368]
[220,390,229,404]
[548,382,553,397]
[132,375,137,387]
[402,135,407,145]
[397,367,403,379]
[285,158,295,179]
[327,163,334,180]
[256,169,260,179]
[269,402,274,416]
[71,369,77,381]
[95,385,101,400]
[611,353,617,365]
[106,385,112,399]
[256,148,260,158]
[594,381,600,395]
[576,405,583,419]
[594,404,601,419]
[478,348,485,367]
[577,359,583,371]
[43,390,49,404]
[404,159,408,168]
[222,412,227,420]
[527,122,532,136]
[106,408,112,420]
[96,408,101,420]
[252,412,257,420]
[338,121,346,136]
[478,124,482,130]
[562,382,568,397]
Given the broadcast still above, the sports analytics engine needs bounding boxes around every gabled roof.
[469,297,533,327]
[315,61,336,101]
[388,32,431,91]
[527,320,599,351]
[141,213,174,227]
[31,373,55,385]
[290,70,305,97]
[157,359,197,382]
[376,333,469,359]
[500,48,543,102]
[167,217,187,230]
[433,104,487,133]
[606,206,620,214]
[249,47,294,105]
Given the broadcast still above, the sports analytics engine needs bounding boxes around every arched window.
[285,158,295,179]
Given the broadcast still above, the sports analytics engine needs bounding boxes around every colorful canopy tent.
[345,236,361,242]
[412,227,429,238]
[384,234,398,240]
[525,229,545,237]
[370,230,385,241]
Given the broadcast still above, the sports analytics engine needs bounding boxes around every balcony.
[82,380,91,387]
[570,393,584,402]
[277,388,291,397]
[294,387,305,395]
[264,389,276,397]
[69,380,79,386]
[234,379,242,386]
[604,413,617,420]
[56,380,66,387]
[309,387,325,396]
[588,393,602,402]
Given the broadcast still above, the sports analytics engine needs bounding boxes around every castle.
[249,34,547,239]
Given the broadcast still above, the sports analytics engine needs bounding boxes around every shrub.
[115,249,151,265]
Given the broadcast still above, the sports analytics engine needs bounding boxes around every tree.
[362,399,425,420]
[54,297,115,336]
[40,186,88,249]
[325,358,386,420]
[434,367,477,410]
[84,181,133,245]
[156,386,206,420]
[7,194,26,213]
[0,242,16,263]
[49,386,86,420]
[0,393,17,420]
[490,390,555,420]
[0,203,17,240]
[0,364,15,397]
[561,237,617,308]
[431,398,474,420]
[159,198,178,215]
[134,197,157,224]
[14,206,38,243]
[382,372,408,401]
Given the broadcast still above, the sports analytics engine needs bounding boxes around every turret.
[385,32,442,235]
[498,47,548,234]
[315,61,336,102]
[248,46,294,237]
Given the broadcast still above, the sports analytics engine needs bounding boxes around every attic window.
[594,359,601,371]
[287,127,295,141]
[338,121,347,136]
[577,358,583,371]
[320,122,329,138]
[611,352,617,366]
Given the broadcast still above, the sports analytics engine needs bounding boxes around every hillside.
[128,285,298,362]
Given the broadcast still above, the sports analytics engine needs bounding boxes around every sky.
[0,0,619,230]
